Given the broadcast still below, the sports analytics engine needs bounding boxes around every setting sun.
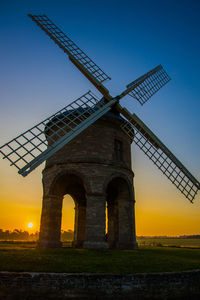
[28,222,33,229]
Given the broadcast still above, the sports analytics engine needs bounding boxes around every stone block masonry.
[39,110,138,249]
[0,270,200,299]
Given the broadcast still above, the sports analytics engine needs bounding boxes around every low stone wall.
[0,270,200,299]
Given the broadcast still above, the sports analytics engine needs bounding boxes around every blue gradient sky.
[0,0,199,234]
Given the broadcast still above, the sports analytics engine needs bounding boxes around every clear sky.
[0,0,199,236]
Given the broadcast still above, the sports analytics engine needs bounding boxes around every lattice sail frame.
[122,65,171,105]
[121,113,200,202]
[0,92,115,177]
[28,14,111,84]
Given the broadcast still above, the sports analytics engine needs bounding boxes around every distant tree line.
[0,229,199,241]
[137,235,200,239]
[179,235,200,239]
[61,229,73,241]
[0,229,74,241]
[0,229,39,241]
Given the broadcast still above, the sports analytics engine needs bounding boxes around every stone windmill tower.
[40,105,136,249]
[0,15,199,249]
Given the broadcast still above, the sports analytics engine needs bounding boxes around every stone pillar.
[83,193,108,249]
[107,201,118,248]
[37,194,63,248]
[73,203,86,248]
[131,186,138,249]
[117,187,138,249]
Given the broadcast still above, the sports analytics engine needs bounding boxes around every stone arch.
[105,174,137,249]
[49,169,91,196]
[103,172,134,198]
[38,171,87,248]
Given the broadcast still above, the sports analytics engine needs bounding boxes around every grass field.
[137,238,200,248]
[0,241,200,274]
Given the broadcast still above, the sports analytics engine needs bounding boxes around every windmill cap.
[45,106,134,140]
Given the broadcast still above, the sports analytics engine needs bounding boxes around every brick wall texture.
[38,111,138,249]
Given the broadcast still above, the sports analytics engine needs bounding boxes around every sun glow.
[28,222,33,229]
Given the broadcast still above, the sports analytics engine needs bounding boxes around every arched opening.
[106,176,135,249]
[61,194,75,246]
[40,172,87,248]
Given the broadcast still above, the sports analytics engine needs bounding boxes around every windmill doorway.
[106,176,136,249]
[38,172,87,248]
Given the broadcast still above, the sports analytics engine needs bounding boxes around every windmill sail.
[120,65,171,105]
[119,107,200,202]
[28,14,111,99]
[0,92,116,177]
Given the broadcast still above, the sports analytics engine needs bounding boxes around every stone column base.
[117,241,138,250]
[37,240,62,248]
[83,241,109,250]
[72,240,84,248]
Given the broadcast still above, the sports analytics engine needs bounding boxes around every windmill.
[0,15,199,248]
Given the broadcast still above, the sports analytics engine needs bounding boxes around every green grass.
[0,241,200,274]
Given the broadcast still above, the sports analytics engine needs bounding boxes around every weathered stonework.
[1,270,200,299]
[38,109,138,249]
